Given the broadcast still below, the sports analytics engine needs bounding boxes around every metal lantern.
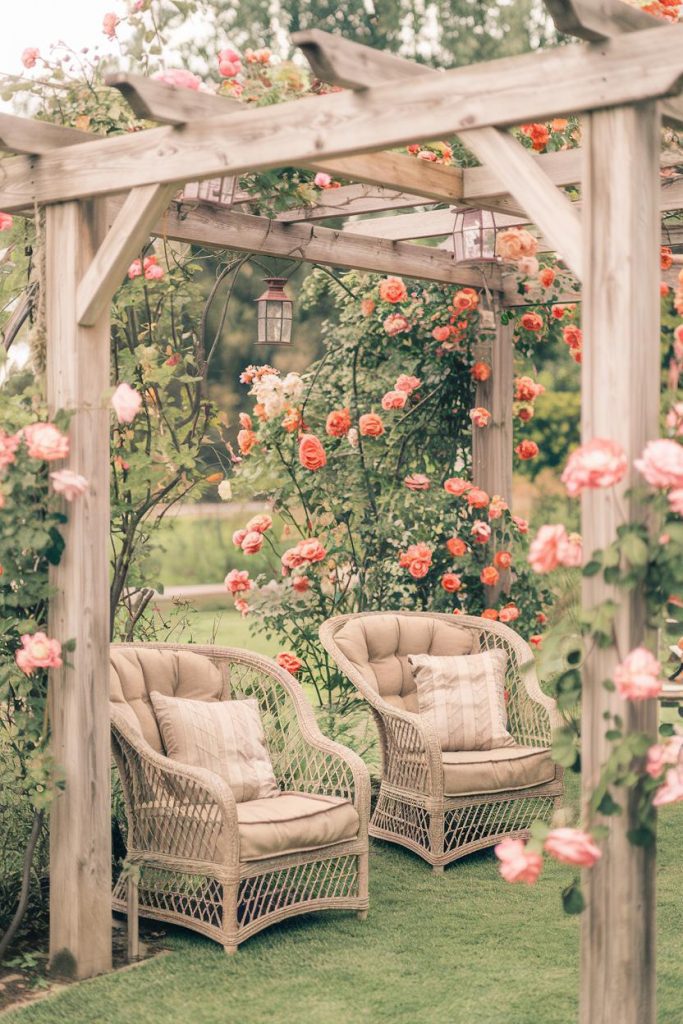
[255,277,293,346]
[452,209,506,263]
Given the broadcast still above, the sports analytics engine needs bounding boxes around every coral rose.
[444,477,471,497]
[22,422,69,461]
[111,382,142,424]
[471,520,492,544]
[513,516,529,533]
[441,572,462,593]
[563,325,583,350]
[452,287,479,312]
[217,48,242,78]
[276,652,303,675]
[102,12,119,38]
[299,433,327,471]
[50,470,88,501]
[613,647,663,700]
[494,551,512,570]
[521,122,550,151]
[281,547,305,572]
[488,495,509,520]
[237,428,257,455]
[360,298,375,317]
[634,438,683,490]
[467,487,489,509]
[395,375,421,393]
[481,608,499,621]
[382,390,408,411]
[645,735,683,778]
[154,68,203,90]
[661,245,674,271]
[471,361,491,382]
[496,227,538,262]
[499,603,520,623]
[520,312,544,332]
[359,413,384,438]
[515,440,539,461]
[529,634,543,649]
[232,529,247,548]
[561,438,628,497]
[494,837,542,884]
[480,565,500,587]
[297,538,327,563]
[378,276,407,304]
[538,267,556,288]
[399,542,433,579]
[446,537,467,557]
[21,48,40,69]
[291,575,310,594]
[15,632,62,676]
[470,407,491,428]
[544,828,602,867]
[384,313,410,336]
[246,514,272,534]
[224,569,252,594]
[326,409,352,437]
[405,473,430,491]
[514,376,544,402]
[652,767,683,807]
[241,531,264,555]
[0,430,20,469]
[432,325,452,342]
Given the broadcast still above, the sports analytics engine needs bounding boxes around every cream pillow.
[150,692,279,802]
[408,649,514,752]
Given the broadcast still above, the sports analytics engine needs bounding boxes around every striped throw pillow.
[150,692,279,802]
[408,649,514,751]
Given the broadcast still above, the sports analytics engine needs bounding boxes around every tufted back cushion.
[332,614,476,712]
[110,647,226,752]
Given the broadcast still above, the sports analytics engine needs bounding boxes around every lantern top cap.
[256,276,292,302]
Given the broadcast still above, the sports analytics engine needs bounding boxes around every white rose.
[218,479,232,501]
[282,372,304,402]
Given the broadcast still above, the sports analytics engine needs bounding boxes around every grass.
[179,607,276,657]
[4,780,683,1024]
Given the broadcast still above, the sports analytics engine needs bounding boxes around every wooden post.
[472,295,513,503]
[580,103,660,1024]
[46,200,112,979]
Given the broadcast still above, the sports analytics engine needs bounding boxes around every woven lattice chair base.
[319,612,564,871]
[110,643,370,951]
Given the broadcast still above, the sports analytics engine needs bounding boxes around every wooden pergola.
[1,0,681,1019]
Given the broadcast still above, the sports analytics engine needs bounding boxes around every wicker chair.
[319,611,563,872]
[110,642,370,953]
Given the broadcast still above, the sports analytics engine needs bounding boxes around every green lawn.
[179,607,276,656]
[5,784,683,1024]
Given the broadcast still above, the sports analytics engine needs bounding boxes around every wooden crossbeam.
[1,27,682,210]
[0,112,89,154]
[77,184,178,326]
[294,29,583,277]
[277,184,432,222]
[146,202,499,288]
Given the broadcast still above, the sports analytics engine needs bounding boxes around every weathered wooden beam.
[472,301,513,503]
[104,72,242,122]
[0,112,90,155]
[301,153,463,203]
[77,184,177,326]
[150,203,499,287]
[294,29,583,276]
[1,27,682,210]
[580,101,660,1024]
[277,184,432,222]
[46,199,112,980]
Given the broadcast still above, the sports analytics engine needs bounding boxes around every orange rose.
[480,565,500,587]
[520,312,544,332]
[237,428,257,455]
[432,325,452,342]
[359,413,384,437]
[452,287,479,312]
[299,433,327,471]
[515,440,539,461]
[499,603,520,623]
[470,407,491,429]
[481,608,499,621]
[325,408,352,437]
[239,412,253,430]
[551,118,568,131]
[282,407,303,433]
[496,227,538,262]
[441,572,462,593]
[471,361,491,382]
[538,267,556,288]
[446,537,467,557]
[467,487,489,509]
[276,651,303,674]
[444,477,472,497]
[361,297,376,316]
[378,276,407,304]
[521,122,550,152]
[494,551,513,570]
[661,246,674,271]
[563,325,583,350]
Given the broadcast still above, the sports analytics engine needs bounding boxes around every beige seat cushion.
[237,792,359,861]
[442,746,555,797]
[150,692,279,803]
[409,649,514,751]
[110,647,225,752]
[331,613,475,713]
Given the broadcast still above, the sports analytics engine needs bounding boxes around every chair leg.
[357,909,368,921]
[126,871,140,962]
[432,865,445,876]
[223,944,238,955]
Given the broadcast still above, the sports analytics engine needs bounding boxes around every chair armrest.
[111,707,239,867]
[510,653,561,747]
[369,698,443,796]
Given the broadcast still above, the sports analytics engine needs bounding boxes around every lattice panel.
[443,795,555,854]
[372,792,431,851]
[114,866,224,930]
[238,855,359,928]
[477,630,551,747]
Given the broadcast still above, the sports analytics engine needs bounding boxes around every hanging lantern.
[180,176,238,206]
[255,277,293,346]
[451,209,509,263]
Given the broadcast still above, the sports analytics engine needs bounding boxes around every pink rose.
[513,515,529,533]
[395,375,421,393]
[314,172,332,188]
[224,569,252,594]
[561,438,628,497]
[153,68,203,90]
[245,514,272,534]
[232,528,247,548]
[15,632,62,676]
[359,413,384,438]
[613,647,663,701]
[0,212,13,231]
[634,438,683,490]
[111,382,142,424]
[517,255,539,277]
[240,530,264,555]
[22,422,69,461]
[495,227,538,262]
[50,469,88,501]
[144,262,164,281]
[281,547,305,572]
[494,837,542,884]
[291,575,310,594]
[102,12,119,38]
[21,48,40,69]
[652,767,683,806]
[297,538,326,563]
[218,48,242,78]
[0,430,20,469]
[544,828,601,867]
[469,407,491,429]
[381,390,407,411]
[646,735,683,778]
[127,259,143,280]
[383,313,410,336]
[404,473,430,491]
[666,402,683,437]
[444,477,471,497]
[488,495,509,520]
[528,524,582,573]
[378,277,407,304]
[234,598,249,616]
[499,604,520,623]
[470,520,491,544]
[299,433,327,471]
[668,488,683,516]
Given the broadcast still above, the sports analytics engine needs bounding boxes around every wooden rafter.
[1,27,683,210]
[276,184,431,222]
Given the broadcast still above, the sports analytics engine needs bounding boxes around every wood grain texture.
[0,113,89,154]
[302,153,464,203]
[77,183,177,326]
[2,27,683,210]
[277,184,431,222]
[472,299,513,505]
[580,102,660,1024]
[46,201,112,980]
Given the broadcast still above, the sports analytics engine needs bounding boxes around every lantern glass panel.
[452,209,499,262]
[255,277,293,345]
